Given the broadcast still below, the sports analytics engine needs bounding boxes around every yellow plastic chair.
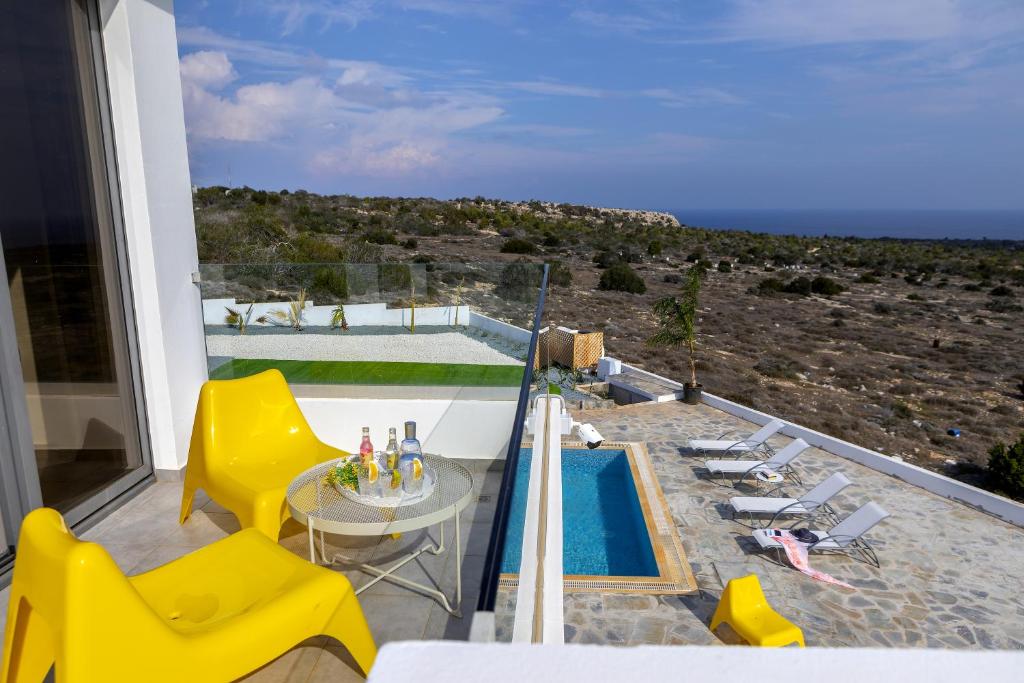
[1,508,376,682]
[710,574,805,647]
[180,369,348,540]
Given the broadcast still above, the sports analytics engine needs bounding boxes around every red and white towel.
[773,530,854,589]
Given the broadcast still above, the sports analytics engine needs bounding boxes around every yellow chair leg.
[1,594,56,683]
[178,484,197,525]
[323,594,377,677]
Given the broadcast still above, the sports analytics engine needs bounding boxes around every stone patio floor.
[524,401,1024,649]
[0,459,503,681]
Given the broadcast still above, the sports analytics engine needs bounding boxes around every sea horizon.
[669,209,1024,241]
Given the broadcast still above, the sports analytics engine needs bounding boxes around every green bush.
[874,302,893,314]
[963,283,982,292]
[717,260,732,273]
[990,285,1014,297]
[402,238,418,249]
[365,229,398,245]
[542,233,562,248]
[757,277,785,294]
[857,273,880,284]
[647,240,663,256]
[310,267,347,300]
[987,434,1024,499]
[378,264,412,292]
[593,250,619,269]
[783,276,812,296]
[599,263,646,293]
[546,260,573,288]
[811,276,845,296]
[500,238,537,254]
[497,260,543,301]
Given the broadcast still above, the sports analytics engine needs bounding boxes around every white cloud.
[721,0,963,45]
[506,80,606,98]
[642,87,745,108]
[179,50,502,175]
[179,50,237,90]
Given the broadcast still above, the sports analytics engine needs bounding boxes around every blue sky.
[175,1,1024,211]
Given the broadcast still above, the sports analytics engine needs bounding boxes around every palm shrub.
[647,265,703,387]
[500,238,537,254]
[987,434,1024,500]
[599,263,646,293]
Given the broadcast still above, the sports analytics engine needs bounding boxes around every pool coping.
[500,441,697,595]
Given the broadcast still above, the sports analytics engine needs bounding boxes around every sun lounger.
[729,472,852,527]
[689,419,785,458]
[704,438,808,486]
[751,501,890,568]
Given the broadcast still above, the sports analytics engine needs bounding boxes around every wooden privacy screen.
[535,326,604,370]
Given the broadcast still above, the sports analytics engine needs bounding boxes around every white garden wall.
[297,397,517,460]
[204,299,469,328]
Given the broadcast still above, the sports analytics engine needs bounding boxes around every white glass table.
[286,454,474,616]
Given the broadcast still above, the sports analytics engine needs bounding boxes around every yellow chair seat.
[1,508,376,682]
[179,369,348,540]
[710,574,805,648]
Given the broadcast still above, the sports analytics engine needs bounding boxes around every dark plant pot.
[683,383,703,405]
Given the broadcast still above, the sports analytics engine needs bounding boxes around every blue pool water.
[500,448,659,577]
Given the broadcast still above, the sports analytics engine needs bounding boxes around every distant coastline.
[670,209,1024,241]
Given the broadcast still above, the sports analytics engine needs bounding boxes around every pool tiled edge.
[499,441,696,595]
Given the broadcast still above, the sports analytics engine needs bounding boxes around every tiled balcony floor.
[542,401,1024,649]
[0,458,503,681]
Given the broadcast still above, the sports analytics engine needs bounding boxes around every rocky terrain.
[193,187,1024,491]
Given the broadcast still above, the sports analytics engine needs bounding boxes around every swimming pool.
[501,447,660,577]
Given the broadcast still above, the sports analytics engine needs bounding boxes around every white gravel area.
[206,332,525,365]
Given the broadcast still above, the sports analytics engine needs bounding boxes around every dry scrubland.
[193,188,1024,488]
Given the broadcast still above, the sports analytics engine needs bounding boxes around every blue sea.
[669,210,1024,241]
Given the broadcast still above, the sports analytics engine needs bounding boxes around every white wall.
[101,0,207,472]
[204,299,470,328]
[298,397,517,460]
[469,312,532,344]
[369,642,1023,683]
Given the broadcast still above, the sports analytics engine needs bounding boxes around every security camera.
[576,423,604,449]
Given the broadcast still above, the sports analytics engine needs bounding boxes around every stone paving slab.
[561,400,1024,650]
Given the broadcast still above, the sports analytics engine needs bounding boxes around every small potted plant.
[224,303,254,334]
[646,264,704,404]
[330,304,349,331]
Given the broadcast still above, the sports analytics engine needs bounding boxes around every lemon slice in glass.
[390,470,402,489]
[411,458,423,480]
[366,461,379,483]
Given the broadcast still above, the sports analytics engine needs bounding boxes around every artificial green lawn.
[209,358,525,387]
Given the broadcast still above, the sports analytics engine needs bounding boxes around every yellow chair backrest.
[1,509,171,682]
[721,574,769,613]
[189,368,324,477]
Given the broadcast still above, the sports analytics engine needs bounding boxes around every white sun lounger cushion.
[689,419,785,452]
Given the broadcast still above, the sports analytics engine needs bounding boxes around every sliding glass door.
[0,0,151,560]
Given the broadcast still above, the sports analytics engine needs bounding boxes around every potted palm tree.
[646,265,704,404]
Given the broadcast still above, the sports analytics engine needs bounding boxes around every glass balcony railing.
[196,259,549,640]
[198,261,543,390]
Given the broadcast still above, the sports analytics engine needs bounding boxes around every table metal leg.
[313,506,464,617]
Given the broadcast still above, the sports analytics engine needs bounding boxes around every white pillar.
[99,0,206,474]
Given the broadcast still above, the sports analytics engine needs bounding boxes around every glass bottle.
[399,421,422,467]
[384,427,400,470]
[359,427,374,466]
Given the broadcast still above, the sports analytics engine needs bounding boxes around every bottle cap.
[405,421,416,438]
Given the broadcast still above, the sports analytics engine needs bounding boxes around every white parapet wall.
[368,642,1023,683]
[204,299,470,328]
[297,397,517,460]
[468,311,533,345]
[700,391,1024,527]
[599,356,1024,528]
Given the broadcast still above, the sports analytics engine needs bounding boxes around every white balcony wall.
[298,398,516,460]
[100,0,207,474]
